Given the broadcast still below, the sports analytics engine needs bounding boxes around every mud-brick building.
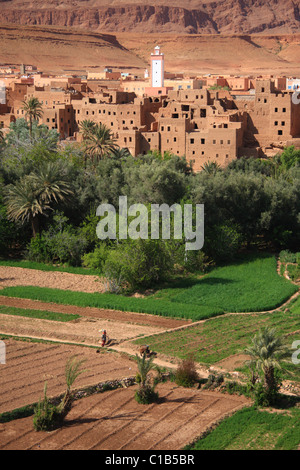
[154,89,245,170]
[13,85,83,139]
[72,89,163,156]
[235,79,300,156]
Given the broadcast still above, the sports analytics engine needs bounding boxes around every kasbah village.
[2,45,300,169]
[0,44,299,453]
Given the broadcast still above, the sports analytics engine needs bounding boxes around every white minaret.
[151,45,164,88]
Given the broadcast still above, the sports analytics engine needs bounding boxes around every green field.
[0,305,79,322]
[135,302,300,370]
[0,253,297,321]
[153,253,298,313]
[187,406,300,450]
[0,286,222,321]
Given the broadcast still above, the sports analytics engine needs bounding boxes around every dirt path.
[0,382,250,450]
[0,313,167,347]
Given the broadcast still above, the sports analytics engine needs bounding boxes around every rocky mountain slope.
[1,0,300,35]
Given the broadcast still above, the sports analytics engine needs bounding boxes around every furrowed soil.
[0,339,137,414]
[0,382,250,450]
[0,266,105,293]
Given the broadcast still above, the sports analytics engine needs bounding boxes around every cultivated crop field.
[0,382,250,451]
[153,253,298,313]
[0,339,137,414]
[189,406,300,451]
[0,254,296,321]
[135,301,300,371]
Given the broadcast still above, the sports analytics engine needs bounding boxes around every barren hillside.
[0,25,147,73]
[1,0,300,34]
[2,24,300,76]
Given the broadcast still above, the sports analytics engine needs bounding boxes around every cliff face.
[1,0,300,35]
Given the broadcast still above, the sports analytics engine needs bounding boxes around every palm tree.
[244,327,289,393]
[135,352,159,404]
[110,147,131,159]
[22,97,44,139]
[79,119,97,140]
[136,352,156,389]
[5,162,73,237]
[0,128,4,144]
[59,355,87,417]
[84,123,119,163]
[5,175,49,237]
[201,161,222,174]
[30,161,74,205]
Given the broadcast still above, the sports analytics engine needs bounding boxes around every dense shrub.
[33,384,63,432]
[134,387,159,405]
[27,230,88,266]
[104,239,175,292]
[279,250,298,264]
[26,213,88,266]
[82,244,109,272]
[175,356,199,387]
[205,224,243,263]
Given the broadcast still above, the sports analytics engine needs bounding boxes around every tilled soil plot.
[0,296,189,329]
[0,313,166,346]
[0,267,105,293]
[0,339,137,414]
[0,382,250,451]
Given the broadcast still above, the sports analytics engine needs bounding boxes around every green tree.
[5,162,73,237]
[84,123,119,163]
[22,97,44,140]
[245,327,289,403]
[201,161,222,175]
[135,353,159,404]
[33,355,86,431]
[79,119,97,140]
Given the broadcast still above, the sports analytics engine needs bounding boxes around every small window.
[278,130,283,135]
[283,108,286,112]
[190,138,194,144]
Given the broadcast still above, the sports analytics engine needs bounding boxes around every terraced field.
[0,383,250,451]
[0,339,137,414]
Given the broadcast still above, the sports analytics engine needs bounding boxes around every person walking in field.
[101,329,107,347]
